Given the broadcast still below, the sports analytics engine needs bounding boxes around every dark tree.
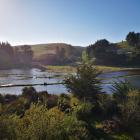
[126,32,139,46]
[0,42,14,68]
[94,39,110,47]
[22,87,38,102]
[87,39,110,56]
[0,42,14,56]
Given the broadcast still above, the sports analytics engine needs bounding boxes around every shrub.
[14,104,93,140]
[63,115,93,140]
[112,80,134,102]
[15,104,66,140]
[2,97,29,116]
[64,62,102,102]
[0,115,17,140]
[95,94,117,118]
[45,95,58,109]
[73,102,93,121]
[58,93,71,113]
[70,96,80,108]
[22,87,38,103]
[117,90,140,132]
[3,94,17,104]
[112,81,140,133]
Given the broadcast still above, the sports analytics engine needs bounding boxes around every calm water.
[99,71,140,93]
[0,68,140,95]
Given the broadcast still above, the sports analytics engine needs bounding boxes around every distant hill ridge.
[15,43,84,65]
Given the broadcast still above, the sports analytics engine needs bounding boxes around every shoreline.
[0,64,140,73]
[44,65,140,73]
[96,65,140,73]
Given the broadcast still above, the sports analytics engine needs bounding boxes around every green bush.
[112,80,134,102]
[15,104,66,140]
[117,90,140,132]
[22,87,38,103]
[63,115,93,140]
[73,102,93,121]
[58,93,71,113]
[64,62,102,102]
[1,97,29,116]
[45,95,58,109]
[0,115,17,140]
[95,94,118,118]
[112,81,140,133]
[0,103,95,140]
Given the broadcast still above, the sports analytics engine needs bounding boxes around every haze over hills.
[15,43,85,65]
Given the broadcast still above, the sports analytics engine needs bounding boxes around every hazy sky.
[0,0,139,46]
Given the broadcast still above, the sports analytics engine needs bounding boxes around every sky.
[0,0,140,46]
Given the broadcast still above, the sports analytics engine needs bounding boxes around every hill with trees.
[0,31,140,69]
[87,32,140,66]
[30,43,84,65]
[0,42,84,69]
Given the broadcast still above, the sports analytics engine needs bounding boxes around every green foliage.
[73,101,93,121]
[112,133,133,140]
[112,80,135,102]
[22,86,37,96]
[95,94,117,117]
[117,90,140,132]
[0,115,17,140]
[39,94,58,109]
[0,81,140,139]
[126,32,140,47]
[87,39,128,65]
[112,81,140,133]
[64,62,102,101]
[63,115,93,140]
[3,97,29,116]
[13,104,66,140]
[0,94,17,104]
[81,51,89,64]
[0,103,94,140]
[58,93,71,113]
[70,96,80,108]
[86,32,140,66]
[87,39,110,56]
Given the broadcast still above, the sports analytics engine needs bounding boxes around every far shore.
[0,64,140,74]
[44,65,140,73]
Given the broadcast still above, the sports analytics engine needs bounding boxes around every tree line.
[87,32,140,66]
[1,31,140,68]
[0,42,33,69]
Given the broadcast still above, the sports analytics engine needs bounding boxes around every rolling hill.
[16,43,85,65]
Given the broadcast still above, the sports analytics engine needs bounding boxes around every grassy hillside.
[117,41,136,53]
[31,43,84,58]
[117,41,129,48]
[15,43,85,65]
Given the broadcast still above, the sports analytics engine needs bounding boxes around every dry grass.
[45,65,76,73]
